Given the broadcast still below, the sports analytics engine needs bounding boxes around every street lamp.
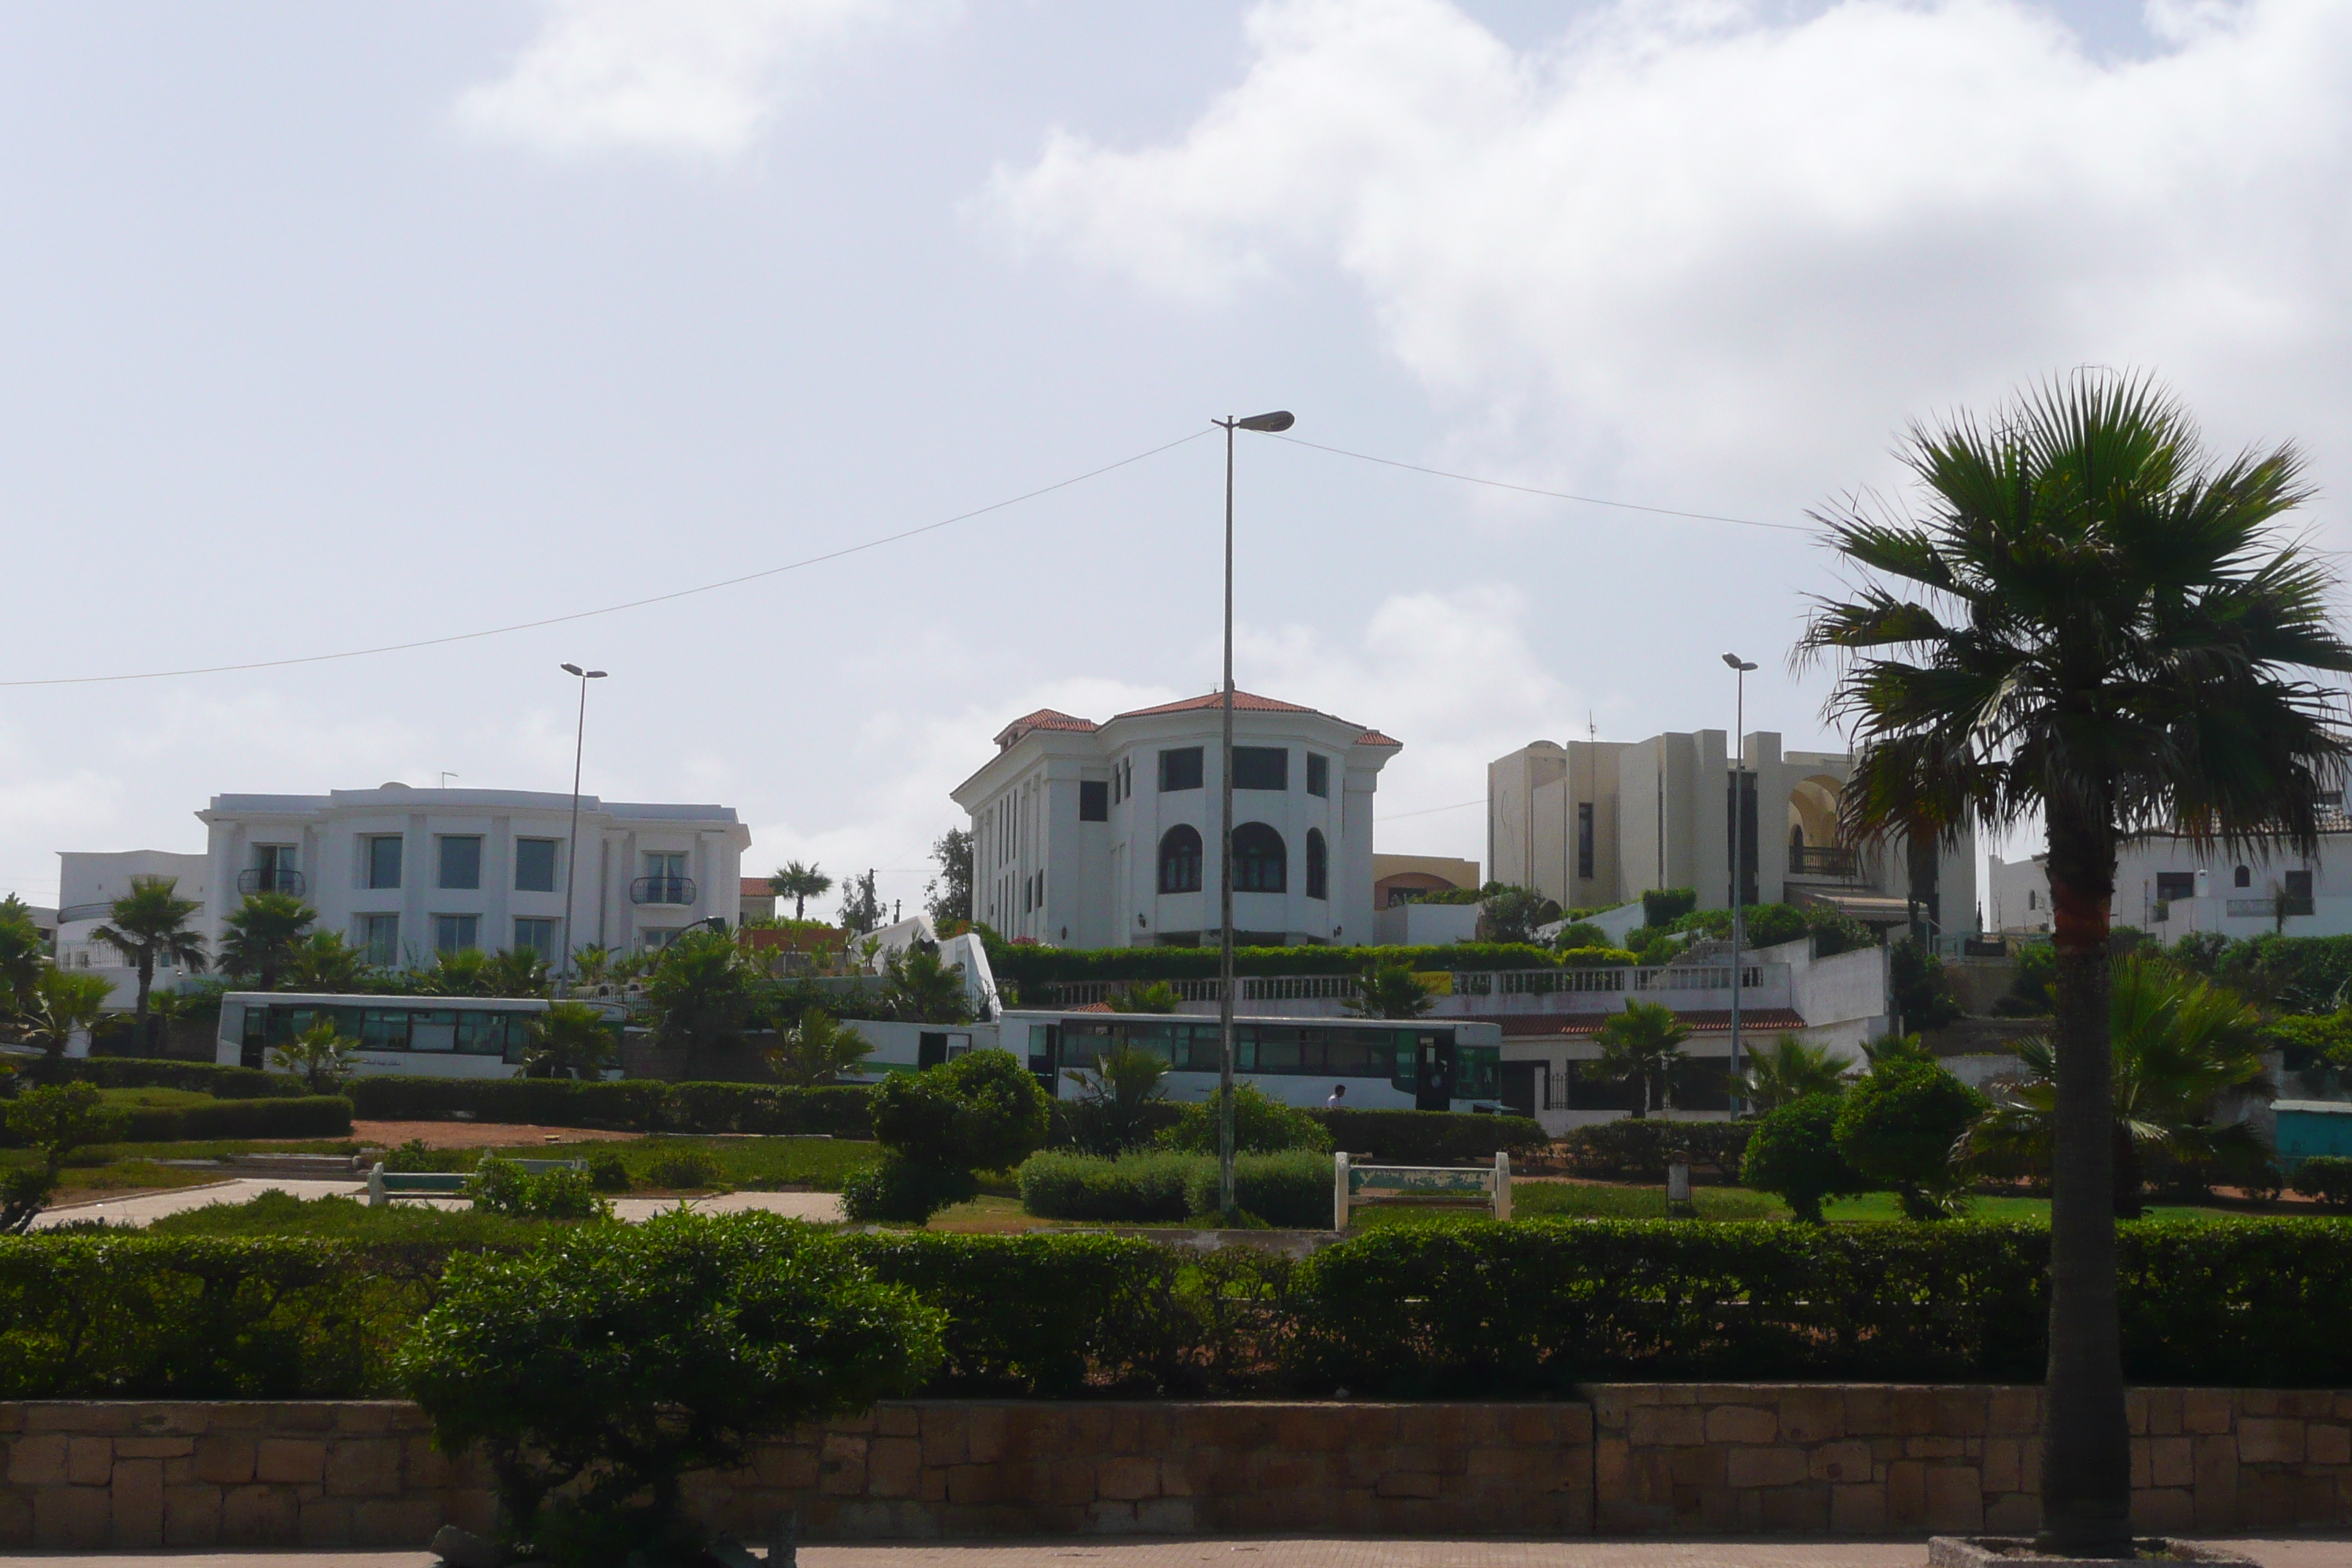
[1722,653,1757,1108]
[1213,408,1294,1221]
[557,663,607,998]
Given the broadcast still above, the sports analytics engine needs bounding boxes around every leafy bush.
[1643,888,1698,927]
[2291,1156,2352,1210]
[1558,945,1641,968]
[41,1058,304,1100]
[342,1074,870,1136]
[842,1158,980,1224]
[1558,1118,1751,1180]
[464,1157,610,1221]
[1740,1093,1870,1222]
[1017,1151,1199,1222]
[2,1085,129,1232]
[868,1049,1051,1173]
[1552,922,1609,951]
[1890,938,1965,1030]
[1835,1061,1986,1218]
[987,941,1567,991]
[585,1151,630,1192]
[1311,1107,1545,1164]
[640,1147,722,1191]
[1157,1084,1332,1155]
[400,1210,941,1565]
[658,1081,872,1137]
[116,1095,353,1143]
[1183,1150,1331,1228]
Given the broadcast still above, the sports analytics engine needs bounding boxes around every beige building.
[1371,853,1480,908]
[1488,729,1977,940]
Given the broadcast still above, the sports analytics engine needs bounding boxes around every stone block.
[818,1432,867,1495]
[324,1438,402,1497]
[967,1406,1006,1465]
[1160,1457,1196,1498]
[220,1484,299,1545]
[1627,1406,1706,1447]
[7,1433,69,1487]
[1844,1386,1894,1435]
[353,1496,441,1546]
[1811,1441,1873,1485]
[1096,1455,1160,1502]
[1887,1460,1927,1528]
[1934,1390,1989,1436]
[66,1436,111,1485]
[1375,1471,1440,1499]
[1136,1497,1196,1532]
[2310,1423,2351,1467]
[1984,1492,2038,1534]
[193,1435,256,1485]
[876,1405,921,1439]
[920,1412,968,1469]
[298,1495,354,1546]
[2182,1389,2235,1435]
[1778,1391,1844,1444]
[2147,1435,2195,1490]
[32,1485,110,1549]
[1907,1435,1967,1460]
[2239,1418,2306,1464]
[755,1445,819,1490]
[112,1437,192,1458]
[1706,1406,1777,1444]
[1986,1388,2040,1436]
[1757,1482,1829,1531]
[866,1438,921,1499]
[1831,1482,1886,1534]
[1397,1406,1471,1449]
[2133,1485,2195,1534]
[1923,1465,1984,1532]
[333,1405,402,1435]
[1982,1439,2021,1495]
[110,1456,164,1548]
[1725,1447,1809,1489]
[254,1439,325,1485]
[0,1487,31,1547]
[2193,1434,2238,1531]
[1084,1499,1138,1533]
[162,1483,222,1547]
[2141,1389,2184,1436]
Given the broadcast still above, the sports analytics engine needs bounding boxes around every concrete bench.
[1334,1150,1512,1229]
[366,1158,587,1207]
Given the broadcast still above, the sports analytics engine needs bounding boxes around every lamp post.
[557,663,607,998]
[1213,409,1294,1220]
[1722,653,1757,1108]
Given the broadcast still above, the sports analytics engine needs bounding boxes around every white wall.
[1372,901,1480,946]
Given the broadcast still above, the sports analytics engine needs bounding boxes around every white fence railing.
[1038,964,1774,1009]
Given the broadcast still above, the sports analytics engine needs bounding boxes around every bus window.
[1256,1028,1304,1072]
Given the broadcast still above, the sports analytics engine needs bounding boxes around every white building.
[197,785,750,967]
[950,690,1401,949]
[1991,807,2352,943]
[1490,728,1978,941]
[51,850,211,1009]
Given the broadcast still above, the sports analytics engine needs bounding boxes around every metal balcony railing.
[1787,845,1860,880]
[631,875,697,906]
[236,868,306,897]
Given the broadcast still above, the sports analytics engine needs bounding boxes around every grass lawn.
[1814,1191,2282,1224]
[94,1087,219,1111]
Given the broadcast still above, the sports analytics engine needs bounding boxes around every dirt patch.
[353,1120,644,1149]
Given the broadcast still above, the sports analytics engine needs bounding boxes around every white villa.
[951,690,1401,949]
[50,850,211,1011]
[1991,802,2352,943]
[197,785,750,966]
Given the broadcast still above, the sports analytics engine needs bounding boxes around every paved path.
[0,1540,2344,1567]
[33,1179,844,1229]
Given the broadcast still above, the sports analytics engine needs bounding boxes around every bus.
[1002,1009,1504,1112]
[216,992,551,1079]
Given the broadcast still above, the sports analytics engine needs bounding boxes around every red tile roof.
[1461,1008,1809,1040]
[993,708,1102,748]
[740,878,772,898]
[1355,730,1403,748]
[1112,690,1322,720]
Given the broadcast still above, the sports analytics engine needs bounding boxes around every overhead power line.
[1377,797,1483,822]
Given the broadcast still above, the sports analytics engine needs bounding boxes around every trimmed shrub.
[659,1081,872,1137]
[1559,1120,1751,1180]
[45,1058,303,1099]
[464,1156,610,1221]
[1558,946,1641,968]
[345,1076,670,1130]
[1184,1150,1331,1228]
[1017,1152,1198,1223]
[641,1148,723,1191]
[1311,1108,1544,1165]
[1834,1062,1986,1219]
[2291,1156,2352,1210]
[586,1152,630,1192]
[118,1095,354,1143]
[868,1049,1051,1173]
[1740,1094,1869,1222]
[1157,1085,1331,1156]
[843,1157,979,1224]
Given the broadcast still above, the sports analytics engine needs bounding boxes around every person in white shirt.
[1327,1084,1346,1108]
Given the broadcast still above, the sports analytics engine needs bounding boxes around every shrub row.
[342,1076,872,1136]
[31,1059,306,1100]
[1312,1108,1545,1164]
[1559,1118,1753,1180]
[119,1096,355,1143]
[1016,1150,1331,1229]
[993,942,1564,990]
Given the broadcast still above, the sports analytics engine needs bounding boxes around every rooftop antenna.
[439,772,459,788]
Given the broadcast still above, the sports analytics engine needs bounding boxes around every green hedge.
[1559,1120,1752,1179]
[341,1076,872,1135]
[1018,1150,1333,1228]
[36,1059,305,1100]
[118,1096,354,1143]
[1185,1150,1330,1228]
[992,942,1563,990]
[1310,1109,1545,1164]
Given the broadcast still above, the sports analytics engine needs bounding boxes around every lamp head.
[1235,410,1295,432]
[562,663,582,676]
[587,670,607,679]
[1722,653,1757,671]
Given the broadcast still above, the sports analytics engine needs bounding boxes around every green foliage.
[0,896,46,1021]
[642,929,759,1071]
[148,1189,557,1246]
[1477,883,1561,945]
[1018,1150,1199,1222]
[841,1156,979,1223]
[1557,945,1640,968]
[1593,999,1692,1116]
[987,941,1570,990]
[464,1156,611,1221]
[269,1017,355,1093]
[1994,941,2057,1016]
[926,827,974,929]
[399,1210,941,1564]
[1104,981,1181,1014]
[92,878,211,1049]
[882,945,973,1024]
[768,860,835,922]
[1349,957,1435,1019]
[342,1074,871,1137]
[2267,1010,2352,1070]
[40,1058,306,1098]
[1738,1034,1851,1110]
[1741,1093,1872,1222]
[1183,1150,1331,1227]
[13,968,114,1063]
[1552,921,1608,951]
[1890,938,1964,1030]
[1642,888,1698,927]
[107,1096,353,1144]
[1557,1119,1752,1180]
[1311,1107,1544,1164]
[2290,1156,2352,1210]
[586,1151,630,1192]
[1835,1060,1986,1219]
[1061,1042,1172,1155]
[282,931,370,992]
[639,1148,722,1191]
[1,1085,130,1232]
[763,1006,872,1086]
[869,1049,1051,1172]
[218,893,313,990]
[525,1001,619,1081]
[1157,1084,1332,1156]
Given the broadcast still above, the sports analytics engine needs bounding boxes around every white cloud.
[984,0,2352,507]
[458,0,943,158]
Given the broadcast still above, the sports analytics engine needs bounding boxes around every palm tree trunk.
[2039,805,2132,1557]
[2113,1123,2143,1221]
[135,952,154,1058]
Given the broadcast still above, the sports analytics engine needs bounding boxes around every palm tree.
[1962,954,2272,1216]
[483,946,551,998]
[1593,998,1691,1117]
[18,969,114,1066]
[90,875,208,1055]
[269,1017,356,1093]
[1738,1033,1850,1111]
[525,1000,618,1080]
[1349,958,1437,1020]
[1798,370,2352,1556]
[1107,981,1182,1014]
[764,1006,872,1087]
[0,896,47,1020]
[283,931,368,992]
[219,892,315,991]
[768,861,833,922]
[882,946,972,1024]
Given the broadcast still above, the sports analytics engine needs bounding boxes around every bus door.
[239,1005,268,1070]
[1413,1031,1455,1110]
[1027,1024,1060,1093]
[918,1033,949,1069]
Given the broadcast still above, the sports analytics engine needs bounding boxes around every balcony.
[1787,845,1860,881]
[632,875,697,907]
[236,868,306,897]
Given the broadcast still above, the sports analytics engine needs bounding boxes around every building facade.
[1490,728,1978,939]
[1991,808,2352,943]
[950,691,1401,949]
[197,785,749,967]
[51,850,211,1010]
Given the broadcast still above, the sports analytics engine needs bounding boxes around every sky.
[3,0,2349,929]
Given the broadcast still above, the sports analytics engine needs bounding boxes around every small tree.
[1156,1083,1331,1156]
[1063,1042,1170,1154]
[268,1017,355,1093]
[838,869,883,937]
[1594,999,1691,1117]
[282,930,368,992]
[1834,1058,1987,1219]
[16,968,114,1066]
[0,895,47,1022]
[642,930,756,1079]
[1106,981,1181,1014]
[883,946,972,1024]
[1740,1092,1869,1222]
[846,1049,1050,1223]
[527,1002,618,1081]
[570,944,613,987]
[91,875,208,1053]
[1478,882,1561,944]
[1738,1033,1850,1111]
[483,946,551,998]
[768,860,834,921]
[430,947,492,996]
[1,1084,129,1233]
[1349,958,1436,1019]
[924,827,973,929]
[400,1210,941,1565]
[764,1007,870,1087]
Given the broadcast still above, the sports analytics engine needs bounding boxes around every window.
[357,914,399,967]
[366,835,403,889]
[643,928,682,952]
[1079,780,1109,821]
[1306,753,1329,797]
[438,835,483,890]
[2027,889,2037,911]
[1578,802,1596,880]
[2235,865,2252,888]
[2285,870,2315,916]
[513,917,557,956]
[2156,872,2195,902]
[1158,825,1203,894]
[1022,875,1033,913]
[1159,747,1203,792]
[1232,822,1286,893]
[433,914,480,954]
[641,851,689,905]
[1305,829,1328,901]
[1233,747,1288,791]
[514,838,558,892]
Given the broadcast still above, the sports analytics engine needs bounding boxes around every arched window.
[1157,825,1202,894]
[1305,829,1328,900]
[2235,864,2252,888]
[1790,823,1805,850]
[1232,822,1287,893]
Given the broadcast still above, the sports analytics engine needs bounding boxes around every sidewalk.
[32,1179,844,1228]
[0,1539,2342,1567]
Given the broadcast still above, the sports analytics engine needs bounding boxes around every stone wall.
[2,1390,2345,1550]
[1591,1384,2352,1537]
